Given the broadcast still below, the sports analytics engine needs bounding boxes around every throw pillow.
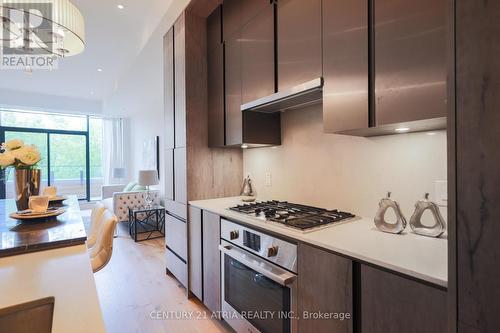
[123,182,137,192]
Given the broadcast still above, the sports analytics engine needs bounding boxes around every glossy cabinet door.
[202,211,221,313]
[322,0,369,133]
[361,265,447,332]
[207,7,225,148]
[277,0,322,91]
[240,4,275,104]
[224,33,243,146]
[298,244,353,333]
[223,0,270,41]
[164,28,175,149]
[374,0,447,125]
[174,12,186,148]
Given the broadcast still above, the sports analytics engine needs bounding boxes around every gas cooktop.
[229,200,356,232]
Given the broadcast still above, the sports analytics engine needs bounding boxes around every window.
[0,109,104,201]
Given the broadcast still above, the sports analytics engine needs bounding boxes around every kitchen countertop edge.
[189,196,448,289]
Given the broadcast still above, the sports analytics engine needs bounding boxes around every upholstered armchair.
[101,184,160,222]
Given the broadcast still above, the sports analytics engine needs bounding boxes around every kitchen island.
[190,196,447,288]
[0,196,86,257]
[0,196,106,332]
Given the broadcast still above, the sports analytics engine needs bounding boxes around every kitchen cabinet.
[207,6,225,148]
[212,5,281,148]
[323,0,447,136]
[163,6,243,292]
[277,0,322,91]
[164,28,175,149]
[240,4,275,104]
[166,248,188,287]
[298,244,353,333]
[322,0,369,134]
[174,13,187,148]
[222,0,269,41]
[202,210,221,313]
[187,207,222,312]
[374,0,447,126]
[188,206,203,300]
[361,264,447,332]
[164,148,174,200]
[224,33,243,146]
[165,214,187,260]
[173,147,187,205]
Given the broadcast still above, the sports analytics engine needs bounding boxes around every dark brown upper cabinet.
[277,0,322,92]
[207,6,225,148]
[207,2,280,148]
[323,0,448,136]
[322,0,369,134]
[222,0,270,41]
[240,5,275,104]
[374,0,447,127]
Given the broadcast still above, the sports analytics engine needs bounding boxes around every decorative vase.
[14,169,41,211]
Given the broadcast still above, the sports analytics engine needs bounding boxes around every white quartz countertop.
[0,244,106,333]
[189,196,447,288]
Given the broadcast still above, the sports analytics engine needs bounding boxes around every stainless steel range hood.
[240,77,323,113]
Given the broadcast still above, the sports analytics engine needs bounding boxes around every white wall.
[243,104,447,219]
[103,0,191,191]
[0,88,102,115]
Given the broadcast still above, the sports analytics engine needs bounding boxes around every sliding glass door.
[49,134,88,199]
[1,129,89,200]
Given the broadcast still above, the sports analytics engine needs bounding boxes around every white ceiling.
[0,0,175,101]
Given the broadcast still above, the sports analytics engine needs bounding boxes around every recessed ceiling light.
[395,127,410,133]
[427,132,436,136]
[117,4,124,9]
[241,144,248,149]
[97,68,103,72]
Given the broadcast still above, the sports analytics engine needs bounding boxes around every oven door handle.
[219,244,297,287]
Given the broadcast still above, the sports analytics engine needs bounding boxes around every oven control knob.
[230,230,239,240]
[267,246,279,257]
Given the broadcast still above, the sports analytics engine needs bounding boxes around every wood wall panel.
[184,9,243,201]
[456,0,500,332]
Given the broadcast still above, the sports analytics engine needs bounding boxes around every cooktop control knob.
[230,230,239,240]
[267,246,279,258]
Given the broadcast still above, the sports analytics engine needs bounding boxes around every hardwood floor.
[92,221,232,333]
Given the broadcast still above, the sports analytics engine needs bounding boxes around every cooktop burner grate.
[229,201,355,230]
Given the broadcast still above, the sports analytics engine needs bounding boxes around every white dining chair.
[89,210,118,273]
[86,202,107,249]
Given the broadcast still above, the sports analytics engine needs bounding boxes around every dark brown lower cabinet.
[298,244,353,333]
[202,211,221,313]
[361,265,447,333]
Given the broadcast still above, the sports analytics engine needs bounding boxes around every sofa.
[101,183,160,222]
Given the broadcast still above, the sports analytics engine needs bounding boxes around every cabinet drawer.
[165,199,186,221]
[165,214,187,260]
[166,248,188,288]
